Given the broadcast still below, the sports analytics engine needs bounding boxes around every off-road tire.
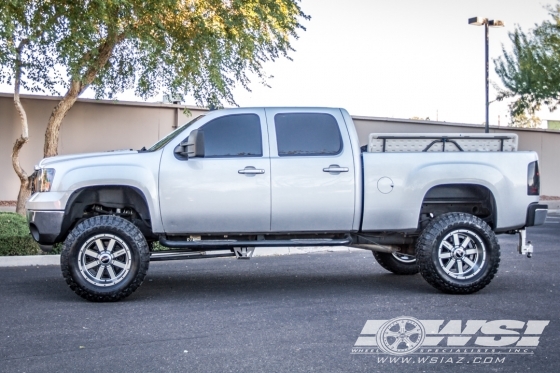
[416,212,500,294]
[61,215,150,302]
[373,251,419,275]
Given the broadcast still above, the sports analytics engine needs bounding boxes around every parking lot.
[0,213,559,373]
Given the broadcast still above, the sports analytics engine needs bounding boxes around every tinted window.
[275,113,342,156]
[199,114,262,157]
[147,115,204,151]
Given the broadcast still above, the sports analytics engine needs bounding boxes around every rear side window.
[199,114,262,157]
[275,113,342,156]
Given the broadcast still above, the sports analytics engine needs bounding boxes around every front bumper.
[526,203,548,227]
[26,210,64,245]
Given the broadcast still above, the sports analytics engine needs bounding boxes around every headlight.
[32,168,56,193]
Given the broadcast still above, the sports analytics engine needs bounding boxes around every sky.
[1,0,555,127]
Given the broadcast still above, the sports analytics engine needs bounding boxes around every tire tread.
[60,215,150,302]
[416,212,500,294]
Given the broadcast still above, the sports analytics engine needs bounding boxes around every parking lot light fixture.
[469,17,505,133]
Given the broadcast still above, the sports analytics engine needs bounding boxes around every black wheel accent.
[372,251,419,275]
[416,212,500,294]
[61,215,150,302]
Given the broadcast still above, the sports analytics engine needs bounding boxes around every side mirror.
[174,129,205,159]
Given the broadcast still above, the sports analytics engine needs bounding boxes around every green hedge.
[0,212,42,256]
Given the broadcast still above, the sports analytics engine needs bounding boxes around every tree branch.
[43,31,128,157]
[12,38,32,215]
[12,38,30,182]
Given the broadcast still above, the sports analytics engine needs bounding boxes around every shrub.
[152,241,165,251]
[0,212,42,256]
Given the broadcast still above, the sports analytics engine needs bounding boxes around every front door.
[159,110,270,234]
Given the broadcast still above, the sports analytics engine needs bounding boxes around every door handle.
[238,167,265,174]
[323,165,349,173]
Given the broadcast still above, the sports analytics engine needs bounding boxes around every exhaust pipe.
[350,244,400,253]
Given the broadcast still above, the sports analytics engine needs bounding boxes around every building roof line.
[2,92,559,134]
[0,92,206,111]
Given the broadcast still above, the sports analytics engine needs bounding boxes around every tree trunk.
[43,81,83,158]
[43,34,126,158]
[15,175,31,216]
[12,39,31,216]
[12,136,31,216]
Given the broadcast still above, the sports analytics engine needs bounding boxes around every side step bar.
[150,250,236,262]
[158,234,352,249]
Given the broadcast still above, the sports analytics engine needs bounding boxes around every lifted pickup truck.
[26,107,547,301]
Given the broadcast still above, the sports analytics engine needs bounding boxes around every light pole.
[468,17,504,133]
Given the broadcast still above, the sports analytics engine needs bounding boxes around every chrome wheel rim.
[438,229,486,280]
[78,234,132,287]
[392,252,416,263]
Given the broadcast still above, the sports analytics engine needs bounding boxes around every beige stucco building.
[1,93,559,202]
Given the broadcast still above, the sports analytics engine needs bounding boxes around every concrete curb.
[253,246,362,257]
[0,247,366,268]
[0,255,60,267]
[543,201,560,210]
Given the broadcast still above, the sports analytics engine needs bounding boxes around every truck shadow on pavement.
[137,271,436,301]
[123,254,509,302]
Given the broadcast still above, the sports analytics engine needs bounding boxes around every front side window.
[275,113,342,156]
[147,115,204,151]
[198,114,263,157]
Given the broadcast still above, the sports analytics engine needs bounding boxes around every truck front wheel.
[373,251,419,275]
[416,213,500,294]
[60,215,150,302]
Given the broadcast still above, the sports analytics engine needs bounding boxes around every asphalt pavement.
[0,213,559,373]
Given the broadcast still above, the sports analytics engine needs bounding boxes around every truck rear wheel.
[60,215,150,302]
[416,213,500,294]
[373,251,419,275]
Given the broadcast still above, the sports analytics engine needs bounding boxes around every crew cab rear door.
[265,108,356,232]
[159,109,270,234]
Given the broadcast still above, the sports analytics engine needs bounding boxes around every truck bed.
[360,150,538,232]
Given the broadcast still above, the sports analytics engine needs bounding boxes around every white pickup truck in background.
[26,107,547,301]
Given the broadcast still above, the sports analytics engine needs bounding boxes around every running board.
[158,235,352,249]
[150,250,235,262]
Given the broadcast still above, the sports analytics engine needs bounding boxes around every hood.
[39,150,138,168]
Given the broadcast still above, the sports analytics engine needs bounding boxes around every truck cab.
[158,107,360,234]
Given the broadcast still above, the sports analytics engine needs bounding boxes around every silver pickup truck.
[26,107,547,301]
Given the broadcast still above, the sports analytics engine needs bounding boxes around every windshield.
[146,115,205,152]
